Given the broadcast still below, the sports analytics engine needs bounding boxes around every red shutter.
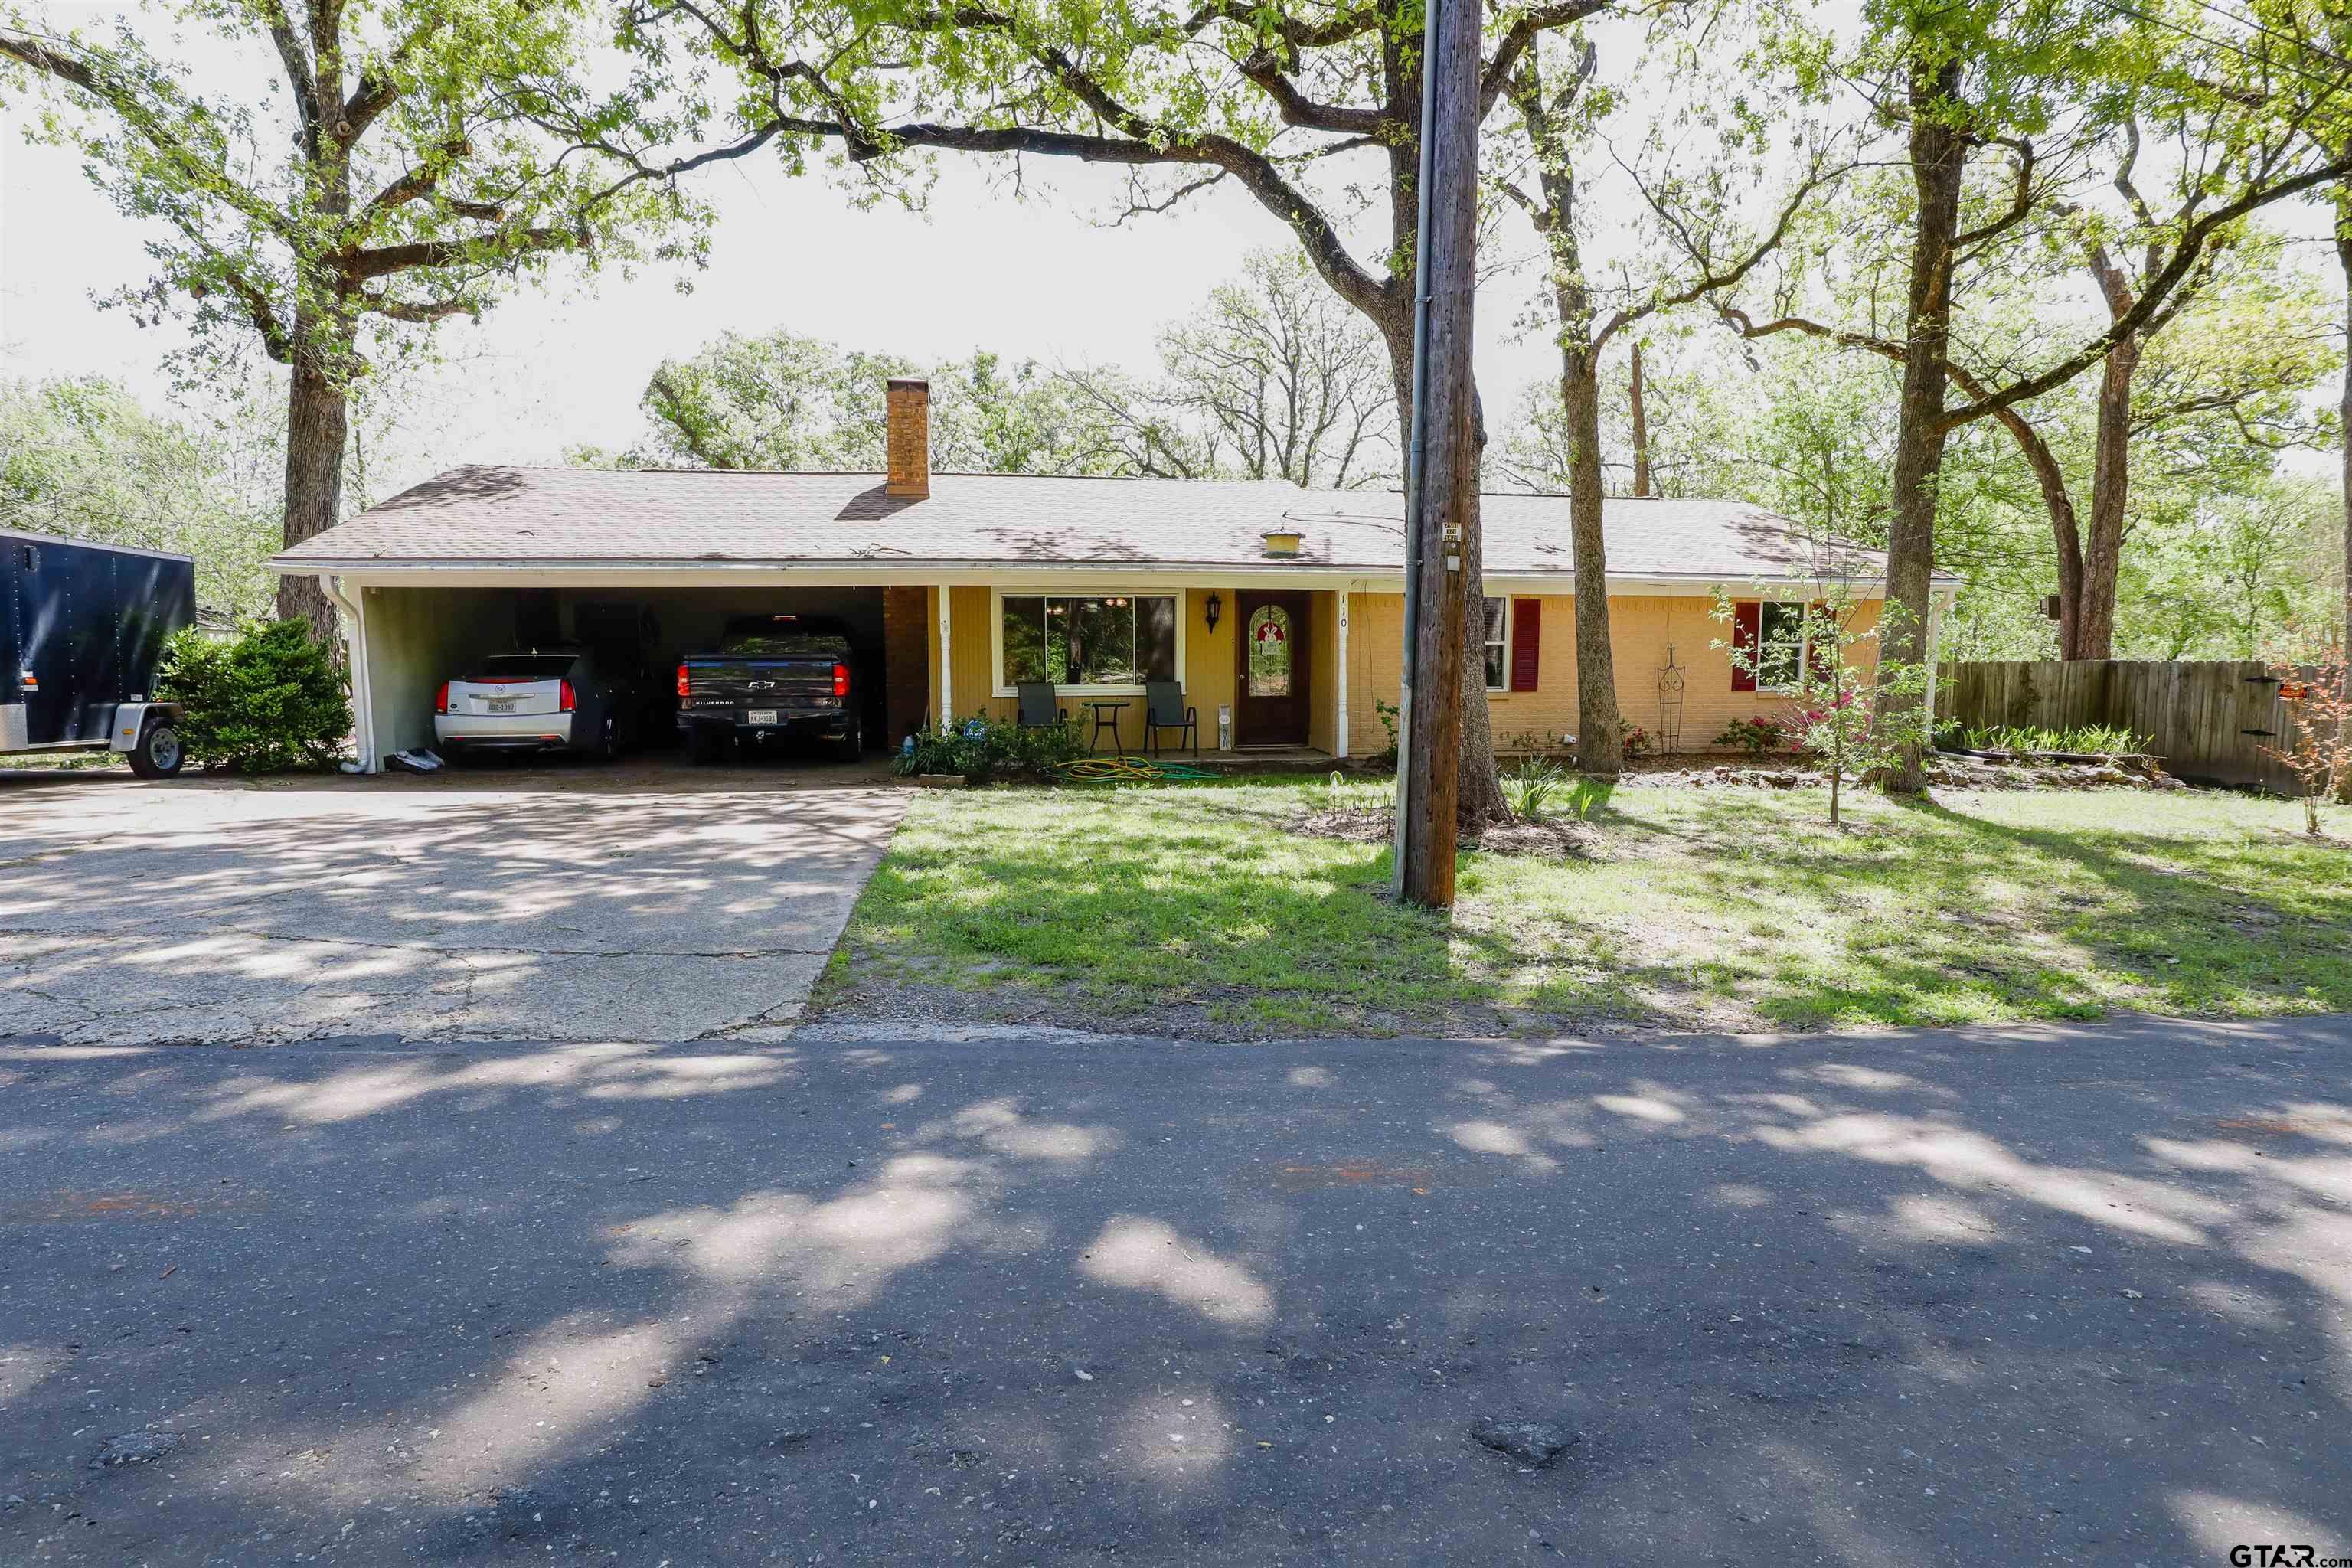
[1731,600,1762,692]
[1509,598,1541,692]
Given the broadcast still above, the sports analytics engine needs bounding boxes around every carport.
[319,575,921,769]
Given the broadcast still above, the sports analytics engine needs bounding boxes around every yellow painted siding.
[1340,592,1884,758]
[1185,587,1236,752]
[936,586,1233,750]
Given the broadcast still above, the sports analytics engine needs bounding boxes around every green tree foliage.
[1105,249,1398,488]
[1,0,727,639]
[601,335,1132,474]
[0,376,278,620]
[156,619,351,771]
[594,252,1401,487]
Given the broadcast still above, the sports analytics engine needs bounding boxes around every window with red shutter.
[1510,599,1541,692]
[1731,600,1762,692]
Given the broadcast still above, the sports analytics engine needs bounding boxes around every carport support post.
[1336,588,1351,760]
[937,585,953,728]
[321,574,377,772]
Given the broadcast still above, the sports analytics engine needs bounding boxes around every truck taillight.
[435,681,450,714]
[832,662,849,698]
[559,679,577,713]
[676,664,691,700]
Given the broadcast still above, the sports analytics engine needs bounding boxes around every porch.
[926,582,1366,758]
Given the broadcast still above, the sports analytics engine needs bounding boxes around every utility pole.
[1391,0,1478,909]
[1628,339,1653,498]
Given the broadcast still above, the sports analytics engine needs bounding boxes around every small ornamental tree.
[2261,660,2352,836]
[1711,586,1933,826]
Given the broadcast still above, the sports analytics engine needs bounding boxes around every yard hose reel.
[1054,756,1221,784]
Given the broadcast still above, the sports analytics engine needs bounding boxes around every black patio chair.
[1015,681,1067,732]
[1142,681,1197,758]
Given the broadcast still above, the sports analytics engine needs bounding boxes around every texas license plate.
[486,697,515,713]
[746,709,778,726]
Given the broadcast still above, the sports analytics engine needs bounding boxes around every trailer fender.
[107,701,181,753]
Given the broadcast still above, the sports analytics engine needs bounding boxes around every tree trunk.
[1563,354,1623,775]
[1454,424,1511,828]
[2075,335,2140,661]
[1991,407,2086,657]
[1878,60,1968,795]
[1628,339,1653,498]
[1512,45,1621,779]
[275,313,351,649]
[1383,347,1506,833]
[2336,198,2352,800]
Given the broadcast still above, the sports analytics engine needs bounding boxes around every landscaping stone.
[916,774,967,789]
[1610,753,2191,792]
[1469,1416,1577,1468]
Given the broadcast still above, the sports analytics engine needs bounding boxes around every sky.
[0,48,1562,496]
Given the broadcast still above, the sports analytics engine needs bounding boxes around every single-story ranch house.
[272,378,1948,771]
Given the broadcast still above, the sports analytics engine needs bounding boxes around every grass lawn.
[815,776,2352,1037]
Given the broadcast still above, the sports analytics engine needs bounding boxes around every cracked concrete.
[0,760,908,1046]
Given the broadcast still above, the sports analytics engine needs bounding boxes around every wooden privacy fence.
[1936,660,2323,793]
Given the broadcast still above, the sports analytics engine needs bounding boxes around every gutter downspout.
[321,574,377,773]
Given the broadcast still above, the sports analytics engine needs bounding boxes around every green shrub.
[1713,714,1789,756]
[893,711,1088,783]
[1503,756,1577,818]
[1370,697,1400,769]
[1958,722,2152,756]
[156,619,351,772]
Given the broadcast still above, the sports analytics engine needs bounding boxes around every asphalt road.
[3,1016,2348,1566]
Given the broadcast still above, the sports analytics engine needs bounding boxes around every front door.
[1235,590,1311,747]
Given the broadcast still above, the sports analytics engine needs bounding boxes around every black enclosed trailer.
[2,528,197,777]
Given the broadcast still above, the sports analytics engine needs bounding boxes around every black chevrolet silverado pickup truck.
[676,616,862,763]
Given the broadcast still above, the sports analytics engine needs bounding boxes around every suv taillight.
[435,681,450,714]
[559,679,577,713]
[676,664,691,700]
[832,662,849,698]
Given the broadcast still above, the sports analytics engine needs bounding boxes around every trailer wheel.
[126,716,185,779]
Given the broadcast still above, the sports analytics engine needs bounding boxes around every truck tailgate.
[682,657,841,711]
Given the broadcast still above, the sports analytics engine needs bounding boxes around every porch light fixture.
[1204,592,1223,632]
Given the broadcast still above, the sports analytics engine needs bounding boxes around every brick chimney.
[885,377,930,498]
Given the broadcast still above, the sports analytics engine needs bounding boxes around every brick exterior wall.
[885,379,931,498]
[1342,591,1883,759]
[883,586,933,743]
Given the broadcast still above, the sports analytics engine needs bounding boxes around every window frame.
[1481,596,1510,694]
[990,587,1188,697]
[1754,599,1814,695]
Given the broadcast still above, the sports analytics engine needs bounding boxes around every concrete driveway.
[0,758,908,1045]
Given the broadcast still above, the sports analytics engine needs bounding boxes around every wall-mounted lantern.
[1204,591,1223,632]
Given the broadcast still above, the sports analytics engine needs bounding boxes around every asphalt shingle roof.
[272,465,1896,584]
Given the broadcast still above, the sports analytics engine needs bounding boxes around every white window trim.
[1754,599,1815,697]
[991,586,1189,698]
[1482,596,1510,694]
